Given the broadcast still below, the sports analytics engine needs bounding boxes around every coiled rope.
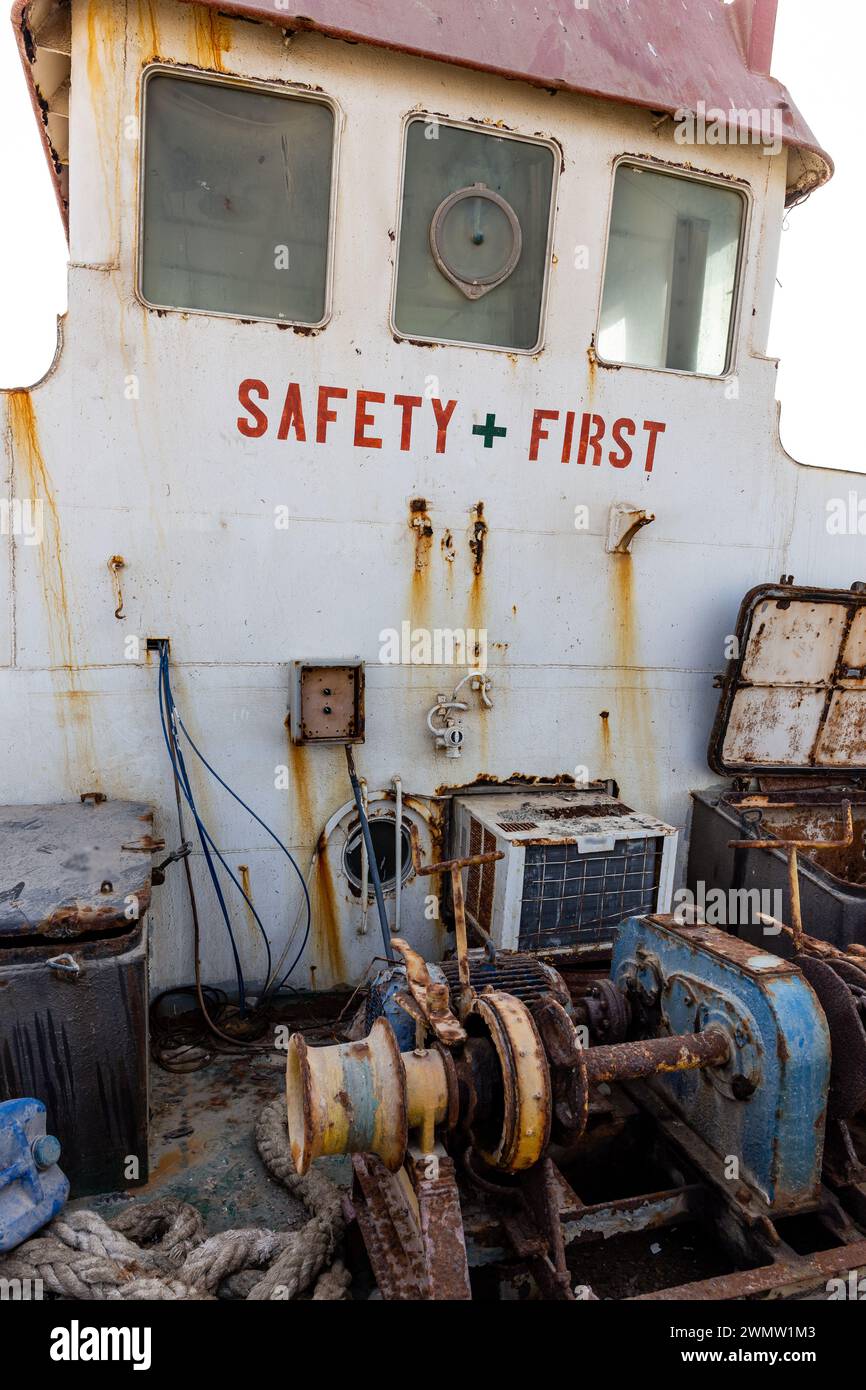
[0,1098,348,1301]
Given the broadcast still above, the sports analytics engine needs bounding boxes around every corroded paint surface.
[0,2,858,998]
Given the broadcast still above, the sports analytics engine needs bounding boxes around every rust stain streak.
[284,737,350,984]
[85,0,121,252]
[312,844,346,985]
[599,708,611,770]
[8,391,101,790]
[7,391,73,666]
[467,500,487,639]
[608,554,657,807]
[237,863,259,946]
[142,0,160,58]
[287,740,315,845]
[408,497,433,628]
[469,500,487,578]
[586,341,597,404]
[192,6,232,71]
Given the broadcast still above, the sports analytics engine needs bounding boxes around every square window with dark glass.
[140,71,335,325]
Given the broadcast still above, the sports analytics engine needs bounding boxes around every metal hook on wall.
[108,555,126,620]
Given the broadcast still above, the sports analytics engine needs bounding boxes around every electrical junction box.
[452,789,677,956]
[290,659,365,744]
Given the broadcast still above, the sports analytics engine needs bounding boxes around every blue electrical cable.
[159,646,274,988]
[158,644,270,1011]
[157,642,312,1002]
[174,713,312,989]
[158,644,249,1010]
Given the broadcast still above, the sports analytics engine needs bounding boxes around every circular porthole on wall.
[429,182,523,300]
[342,817,413,896]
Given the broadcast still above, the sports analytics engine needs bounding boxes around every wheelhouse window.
[140,70,336,325]
[598,162,746,376]
[392,116,556,352]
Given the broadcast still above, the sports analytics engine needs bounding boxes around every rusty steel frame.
[459,1085,866,1300]
[350,1150,472,1300]
[729,802,854,946]
[344,1067,866,1299]
[413,844,504,1018]
[632,1235,866,1301]
[560,1184,704,1247]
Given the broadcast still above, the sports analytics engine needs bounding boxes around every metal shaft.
[584,1028,730,1085]
[414,847,504,1021]
[449,867,473,1020]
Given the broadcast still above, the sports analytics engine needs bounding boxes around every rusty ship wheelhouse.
[6,0,866,1313]
[2,0,844,997]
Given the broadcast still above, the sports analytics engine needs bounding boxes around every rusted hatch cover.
[708,582,866,776]
[0,799,156,940]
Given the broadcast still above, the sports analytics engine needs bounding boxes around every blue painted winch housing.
[0,1098,69,1250]
[612,916,832,1211]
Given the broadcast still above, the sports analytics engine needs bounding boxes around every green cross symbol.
[472,413,507,448]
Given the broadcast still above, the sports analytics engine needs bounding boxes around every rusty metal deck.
[68,1052,349,1236]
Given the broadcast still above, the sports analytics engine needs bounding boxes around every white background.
[0,0,859,471]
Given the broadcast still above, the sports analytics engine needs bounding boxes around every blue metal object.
[612,916,831,1212]
[0,1098,69,1250]
[366,961,449,1050]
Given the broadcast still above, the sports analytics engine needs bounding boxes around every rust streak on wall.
[586,342,597,405]
[192,5,232,72]
[612,555,635,681]
[609,554,657,807]
[599,708,612,772]
[408,497,433,628]
[467,500,487,638]
[7,391,100,791]
[237,863,259,947]
[85,0,122,250]
[287,739,315,845]
[141,0,161,59]
[284,739,346,982]
[8,391,72,667]
[312,841,346,984]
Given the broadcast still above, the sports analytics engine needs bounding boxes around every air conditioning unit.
[451,790,677,956]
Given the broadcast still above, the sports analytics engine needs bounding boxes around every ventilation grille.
[465,815,497,932]
[518,835,663,950]
[439,954,568,1010]
[497,819,538,833]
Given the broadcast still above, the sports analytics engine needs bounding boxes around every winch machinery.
[284,851,866,1299]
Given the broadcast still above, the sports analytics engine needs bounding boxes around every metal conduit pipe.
[359,777,369,938]
[346,747,393,960]
[392,776,403,937]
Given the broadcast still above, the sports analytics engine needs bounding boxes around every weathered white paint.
[1,0,859,992]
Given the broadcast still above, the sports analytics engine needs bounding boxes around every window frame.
[136,63,341,329]
[595,155,752,381]
[389,111,560,355]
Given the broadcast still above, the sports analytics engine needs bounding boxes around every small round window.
[429,183,522,300]
[343,817,412,895]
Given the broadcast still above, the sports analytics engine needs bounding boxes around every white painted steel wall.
[1,0,857,991]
